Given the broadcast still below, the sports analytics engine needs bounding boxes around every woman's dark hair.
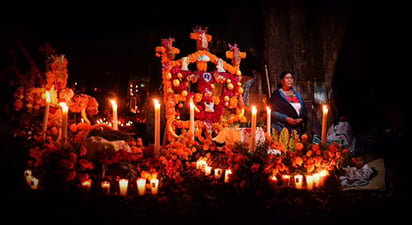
[278,70,294,88]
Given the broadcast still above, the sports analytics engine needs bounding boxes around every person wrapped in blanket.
[268,70,308,136]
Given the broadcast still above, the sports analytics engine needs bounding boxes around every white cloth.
[85,136,132,159]
[339,164,374,187]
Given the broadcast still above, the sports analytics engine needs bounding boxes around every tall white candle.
[154,99,161,157]
[189,97,195,141]
[42,91,51,141]
[118,178,128,196]
[266,106,271,136]
[60,102,68,148]
[321,104,328,144]
[250,105,257,152]
[110,99,118,130]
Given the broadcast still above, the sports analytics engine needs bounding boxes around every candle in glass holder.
[214,168,223,179]
[189,97,195,141]
[250,105,257,152]
[281,174,291,187]
[118,178,128,196]
[321,104,328,144]
[305,175,314,190]
[269,175,278,188]
[110,99,118,130]
[153,99,161,156]
[60,102,68,148]
[137,178,146,196]
[313,173,321,188]
[294,174,303,189]
[150,178,159,195]
[101,181,110,195]
[42,91,51,141]
[266,106,271,136]
[224,169,232,183]
[205,166,212,176]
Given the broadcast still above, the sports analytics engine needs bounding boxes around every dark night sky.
[1,1,408,135]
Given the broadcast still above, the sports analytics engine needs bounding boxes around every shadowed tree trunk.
[262,0,350,139]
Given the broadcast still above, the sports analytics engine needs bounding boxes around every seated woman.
[269,70,308,136]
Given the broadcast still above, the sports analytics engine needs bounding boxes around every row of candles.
[81,177,160,196]
[42,89,329,152]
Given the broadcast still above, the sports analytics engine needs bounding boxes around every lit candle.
[305,175,314,190]
[42,91,50,141]
[110,99,118,130]
[250,105,257,152]
[214,168,223,179]
[153,99,161,156]
[189,97,195,141]
[294,174,303,189]
[81,179,92,192]
[150,178,159,195]
[224,169,232,183]
[101,181,110,195]
[60,102,68,148]
[269,175,278,188]
[137,178,146,196]
[205,166,212,176]
[281,174,291,187]
[319,170,329,187]
[313,173,321,188]
[266,106,271,136]
[118,178,128,196]
[321,104,328,144]
[31,177,39,190]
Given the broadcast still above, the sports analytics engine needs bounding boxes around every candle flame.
[252,105,257,114]
[266,106,271,112]
[109,99,117,109]
[322,104,328,113]
[59,102,68,112]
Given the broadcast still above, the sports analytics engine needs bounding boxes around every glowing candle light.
[224,169,232,183]
[137,178,146,196]
[282,174,291,187]
[205,166,212,176]
[266,106,271,136]
[214,168,223,179]
[150,178,159,195]
[153,99,161,156]
[60,102,68,148]
[313,173,321,188]
[42,91,51,141]
[110,99,118,130]
[305,175,314,190]
[189,97,195,141]
[269,175,278,188]
[101,181,110,195]
[321,104,328,144]
[250,105,257,152]
[294,174,303,189]
[118,178,128,196]
[81,179,92,192]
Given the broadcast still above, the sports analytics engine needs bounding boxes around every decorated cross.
[189,26,212,51]
[225,43,246,69]
[155,37,180,64]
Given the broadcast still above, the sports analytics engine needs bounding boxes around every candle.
[153,99,161,156]
[60,102,68,148]
[42,91,51,141]
[205,166,212,176]
[224,169,232,183]
[266,106,271,136]
[150,178,159,195]
[214,168,223,179]
[118,178,128,196]
[294,174,303,189]
[110,99,118,130]
[31,177,39,190]
[269,175,278,188]
[321,104,328,144]
[313,173,321,188]
[305,175,314,190]
[189,97,195,141]
[81,179,92,192]
[101,181,110,195]
[319,170,329,187]
[137,178,146,196]
[281,174,291,187]
[250,105,257,152]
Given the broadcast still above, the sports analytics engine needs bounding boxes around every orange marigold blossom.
[295,142,304,151]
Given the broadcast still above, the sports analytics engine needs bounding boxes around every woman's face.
[281,73,294,89]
